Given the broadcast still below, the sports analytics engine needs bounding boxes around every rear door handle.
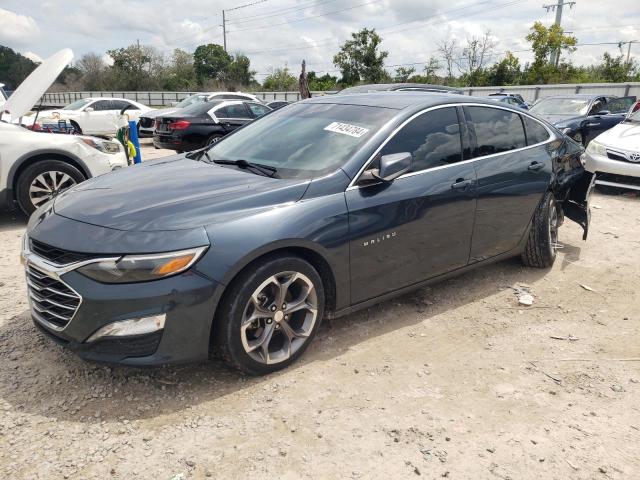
[528,162,545,171]
[451,179,474,190]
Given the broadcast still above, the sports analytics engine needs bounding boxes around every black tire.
[521,191,558,268]
[16,160,86,215]
[214,255,325,376]
[69,120,82,135]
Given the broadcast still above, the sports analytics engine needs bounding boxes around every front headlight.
[80,137,122,154]
[77,247,208,283]
[586,140,607,156]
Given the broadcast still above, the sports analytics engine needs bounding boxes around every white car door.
[80,100,117,135]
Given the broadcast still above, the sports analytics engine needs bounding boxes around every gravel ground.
[1,188,639,480]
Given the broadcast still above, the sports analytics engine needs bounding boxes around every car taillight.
[169,120,190,130]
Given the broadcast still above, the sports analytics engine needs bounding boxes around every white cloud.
[22,50,42,63]
[0,8,39,46]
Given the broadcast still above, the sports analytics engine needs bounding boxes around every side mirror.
[84,107,94,112]
[361,152,412,184]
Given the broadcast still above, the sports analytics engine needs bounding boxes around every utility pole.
[222,10,227,52]
[619,40,639,64]
[543,1,576,66]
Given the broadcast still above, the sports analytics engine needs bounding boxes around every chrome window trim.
[346,102,556,190]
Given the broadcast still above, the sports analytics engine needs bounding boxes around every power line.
[226,0,340,25]
[228,0,385,33]
[223,0,270,51]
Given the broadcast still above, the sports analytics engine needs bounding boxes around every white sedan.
[584,107,640,191]
[22,97,154,137]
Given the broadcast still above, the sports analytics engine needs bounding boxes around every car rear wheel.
[16,160,86,215]
[521,191,559,268]
[215,255,324,375]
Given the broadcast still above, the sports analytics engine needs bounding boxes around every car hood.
[3,49,73,121]
[596,121,640,151]
[140,107,179,119]
[531,113,584,126]
[53,157,310,232]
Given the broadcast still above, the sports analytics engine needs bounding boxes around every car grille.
[26,264,81,329]
[606,149,640,164]
[29,239,99,265]
[139,117,154,128]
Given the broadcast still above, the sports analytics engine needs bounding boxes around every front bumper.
[22,244,223,366]
[583,151,640,190]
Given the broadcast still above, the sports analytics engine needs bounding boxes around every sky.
[1,0,639,80]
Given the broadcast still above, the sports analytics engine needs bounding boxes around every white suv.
[1,49,128,215]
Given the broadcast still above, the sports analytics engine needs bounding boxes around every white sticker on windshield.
[324,122,369,138]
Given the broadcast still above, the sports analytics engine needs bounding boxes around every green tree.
[333,28,389,84]
[106,44,159,90]
[262,67,297,90]
[525,21,577,83]
[0,45,37,90]
[77,52,107,90]
[487,52,522,85]
[394,66,415,82]
[162,49,196,90]
[595,52,636,82]
[193,44,232,83]
[308,71,338,90]
[225,54,255,86]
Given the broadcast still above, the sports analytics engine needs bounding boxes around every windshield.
[530,98,590,116]
[206,103,395,178]
[176,94,209,108]
[64,99,93,111]
[180,100,223,116]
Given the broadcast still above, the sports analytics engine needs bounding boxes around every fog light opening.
[86,314,166,343]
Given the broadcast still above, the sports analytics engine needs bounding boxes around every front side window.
[378,107,463,172]
[207,103,395,178]
[466,106,526,156]
[89,100,112,111]
[523,116,550,145]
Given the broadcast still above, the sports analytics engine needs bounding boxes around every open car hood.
[2,49,73,121]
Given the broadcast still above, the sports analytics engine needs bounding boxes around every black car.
[266,100,291,110]
[22,93,593,375]
[529,94,636,145]
[487,93,529,109]
[338,83,463,95]
[153,99,272,152]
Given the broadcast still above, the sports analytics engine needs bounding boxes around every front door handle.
[451,179,474,190]
[528,162,545,171]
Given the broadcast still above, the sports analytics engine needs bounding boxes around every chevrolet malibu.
[22,93,593,375]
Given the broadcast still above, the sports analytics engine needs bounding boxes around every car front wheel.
[522,191,559,268]
[16,160,86,215]
[215,255,324,375]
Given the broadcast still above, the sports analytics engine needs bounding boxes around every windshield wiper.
[213,159,278,177]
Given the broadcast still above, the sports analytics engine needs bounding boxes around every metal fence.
[31,82,640,107]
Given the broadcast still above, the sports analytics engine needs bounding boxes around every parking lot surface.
[0,192,639,479]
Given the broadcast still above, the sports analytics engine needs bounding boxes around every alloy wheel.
[28,170,78,208]
[240,271,318,365]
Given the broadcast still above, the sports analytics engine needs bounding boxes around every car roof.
[304,91,503,111]
[541,94,605,100]
[339,83,462,93]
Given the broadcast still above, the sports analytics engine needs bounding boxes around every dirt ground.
[1,188,639,480]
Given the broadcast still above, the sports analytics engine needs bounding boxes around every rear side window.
[379,107,463,172]
[523,116,550,145]
[217,104,250,119]
[466,106,526,156]
[112,100,138,111]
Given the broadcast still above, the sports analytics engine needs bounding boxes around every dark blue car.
[530,94,636,145]
[22,93,593,375]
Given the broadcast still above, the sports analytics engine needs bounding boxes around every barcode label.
[324,122,369,138]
